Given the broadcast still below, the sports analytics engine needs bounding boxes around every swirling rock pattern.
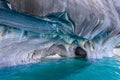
[0,0,120,67]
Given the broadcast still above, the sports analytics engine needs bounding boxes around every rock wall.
[6,0,120,36]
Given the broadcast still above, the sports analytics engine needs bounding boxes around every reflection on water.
[0,56,120,80]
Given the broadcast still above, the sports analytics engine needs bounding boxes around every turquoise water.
[0,56,120,80]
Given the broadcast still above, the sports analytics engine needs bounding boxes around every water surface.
[0,56,120,80]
